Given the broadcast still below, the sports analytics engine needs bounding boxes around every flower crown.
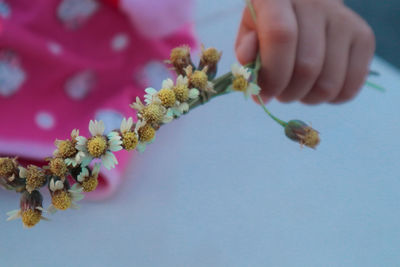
[0,0,385,229]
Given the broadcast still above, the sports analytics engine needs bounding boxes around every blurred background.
[0,1,399,267]
[346,0,400,68]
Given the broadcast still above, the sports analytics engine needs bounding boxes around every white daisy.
[185,65,215,93]
[169,75,199,117]
[76,163,101,183]
[6,207,49,228]
[75,120,122,170]
[48,180,84,214]
[120,117,134,134]
[228,63,261,99]
[135,120,156,153]
[144,87,162,105]
[130,96,146,112]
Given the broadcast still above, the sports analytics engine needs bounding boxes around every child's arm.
[235,0,375,104]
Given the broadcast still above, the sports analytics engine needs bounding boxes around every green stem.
[256,95,287,127]
[365,80,386,92]
[245,0,257,22]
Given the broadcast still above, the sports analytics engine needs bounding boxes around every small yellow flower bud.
[81,177,99,192]
[199,46,222,80]
[51,190,71,210]
[49,157,67,177]
[141,104,164,125]
[57,140,77,158]
[158,88,176,107]
[173,84,190,102]
[285,120,320,149]
[122,132,138,151]
[20,190,44,228]
[25,165,46,192]
[190,70,208,90]
[232,76,249,92]
[87,136,107,157]
[0,157,16,177]
[169,45,194,76]
[201,47,222,65]
[138,124,156,143]
[21,209,42,228]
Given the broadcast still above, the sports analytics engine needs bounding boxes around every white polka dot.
[65,70,95,100]
[111,33,129,51]
[141,61,173,89]
[48,42,63,55]
[0,1,11,19]
[95,110,124,134]
[36,112,55,130]
[0,53,26,97]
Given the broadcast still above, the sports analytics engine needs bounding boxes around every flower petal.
[189,88,199,99]
[136,143,146,153]
[162,79,174,90]
[6,209,21,221]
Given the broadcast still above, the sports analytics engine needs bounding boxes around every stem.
[256,95,287,127]
[245,0,257,22]
[366,80,386,92]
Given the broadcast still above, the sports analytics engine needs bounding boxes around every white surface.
[1,1,400,266]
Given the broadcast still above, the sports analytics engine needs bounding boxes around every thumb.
[235,7,258,66]
[235,31,258,65]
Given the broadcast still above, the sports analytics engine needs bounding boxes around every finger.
[252,94,271,105]
[235,8,259,65]
[301,12,353,105]
[330,20,375,104]
[254,0,298,98]
[276,3,326,103]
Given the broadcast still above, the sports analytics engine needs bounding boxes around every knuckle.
[341,86,361,101]
[294,59,320,79]
[314,81,340,99]
[264,23,297,44]
[358,24,376,51]
[334,9,352,25]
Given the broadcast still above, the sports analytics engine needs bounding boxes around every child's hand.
[235,0,375,104]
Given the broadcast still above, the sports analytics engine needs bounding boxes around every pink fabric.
[120,0,193,38]
[0,0,196,199]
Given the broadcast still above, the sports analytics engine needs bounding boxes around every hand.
[235,0,375,104]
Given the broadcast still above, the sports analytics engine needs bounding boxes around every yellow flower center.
[122,132,138,151]
[190,70,208,90]
[21,209,42,228]
[26,166,46,192]
[52,190,71,210]
[87,136,107,157]
[158,88,176,107]
[58,140,77,158]
[141,104,164,124]
[304,129,320,149]
[173,84,189,102]
[0,158,14,177]
[170,46,190,64]
[49,158,67,177]
[81,177,99,192]
[202,48,221,64]
[138,124,156,143]
[232,76,248,92]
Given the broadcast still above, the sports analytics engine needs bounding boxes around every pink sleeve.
[119,0,194,39]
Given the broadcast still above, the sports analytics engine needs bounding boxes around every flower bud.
[168,45,195,76]
[6,190,46,228]
[199,46,222,80]
[284,120,320,149]
[0,157,25,192]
